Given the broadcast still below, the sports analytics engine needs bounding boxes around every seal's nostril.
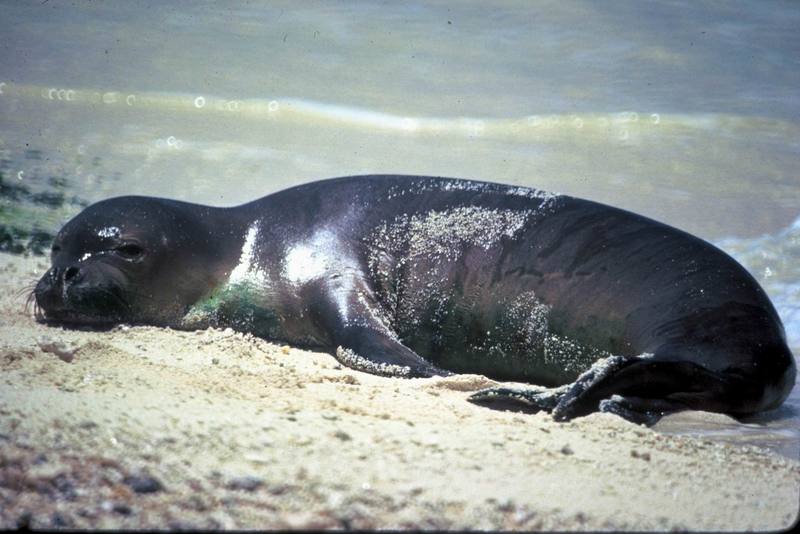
[63,266,80,282]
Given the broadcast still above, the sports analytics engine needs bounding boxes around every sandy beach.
[0,250,798,530]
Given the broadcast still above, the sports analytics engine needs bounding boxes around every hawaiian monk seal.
[33,175,796,424]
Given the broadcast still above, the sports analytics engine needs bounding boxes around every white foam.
[716,215,800,350]
[283,99,420,131]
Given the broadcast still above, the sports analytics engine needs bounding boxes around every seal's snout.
[34,266,66,316]
[51,264,85,292]
[34,261,129,325]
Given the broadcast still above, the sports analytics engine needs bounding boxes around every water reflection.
[655,398,800,461]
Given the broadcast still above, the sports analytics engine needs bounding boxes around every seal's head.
[34,196,240,326]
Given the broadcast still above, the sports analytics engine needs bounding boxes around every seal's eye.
[51,244,61,254]
[114,243,145,259]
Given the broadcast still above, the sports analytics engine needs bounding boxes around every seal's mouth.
[33,266,132,327]
[33,295,129,326]
[34,304,124,326]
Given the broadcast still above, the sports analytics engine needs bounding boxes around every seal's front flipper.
[310,278,450,378]
[468,384,569,413]
[334,326,451,378]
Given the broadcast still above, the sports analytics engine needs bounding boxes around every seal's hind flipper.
[598,395,688,425]
[468,383,678,424]
[550,354,737,423]
[468,384,569,413]
[551,354,634,421]
[469,354,733,425]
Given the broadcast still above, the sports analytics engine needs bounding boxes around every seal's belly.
[387,246,619,386]
[363,204,635,385]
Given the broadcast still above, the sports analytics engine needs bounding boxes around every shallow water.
[1,1,798,458]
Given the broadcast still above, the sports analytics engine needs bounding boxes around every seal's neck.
[154,199,253,290]
[201,205,253,282]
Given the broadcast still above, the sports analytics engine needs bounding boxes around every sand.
[1,251,798,531]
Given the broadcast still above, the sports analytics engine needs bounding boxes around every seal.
[34,175,796,424]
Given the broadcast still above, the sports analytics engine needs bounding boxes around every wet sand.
[1,251,798,530]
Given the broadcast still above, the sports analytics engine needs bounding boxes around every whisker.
[34,303,44,322]
[18,277,40,317]
[15,279,38,298]
[31,296,45,322]
[25,290,35,313]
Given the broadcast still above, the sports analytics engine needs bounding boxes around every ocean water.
[1,1,797,457]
